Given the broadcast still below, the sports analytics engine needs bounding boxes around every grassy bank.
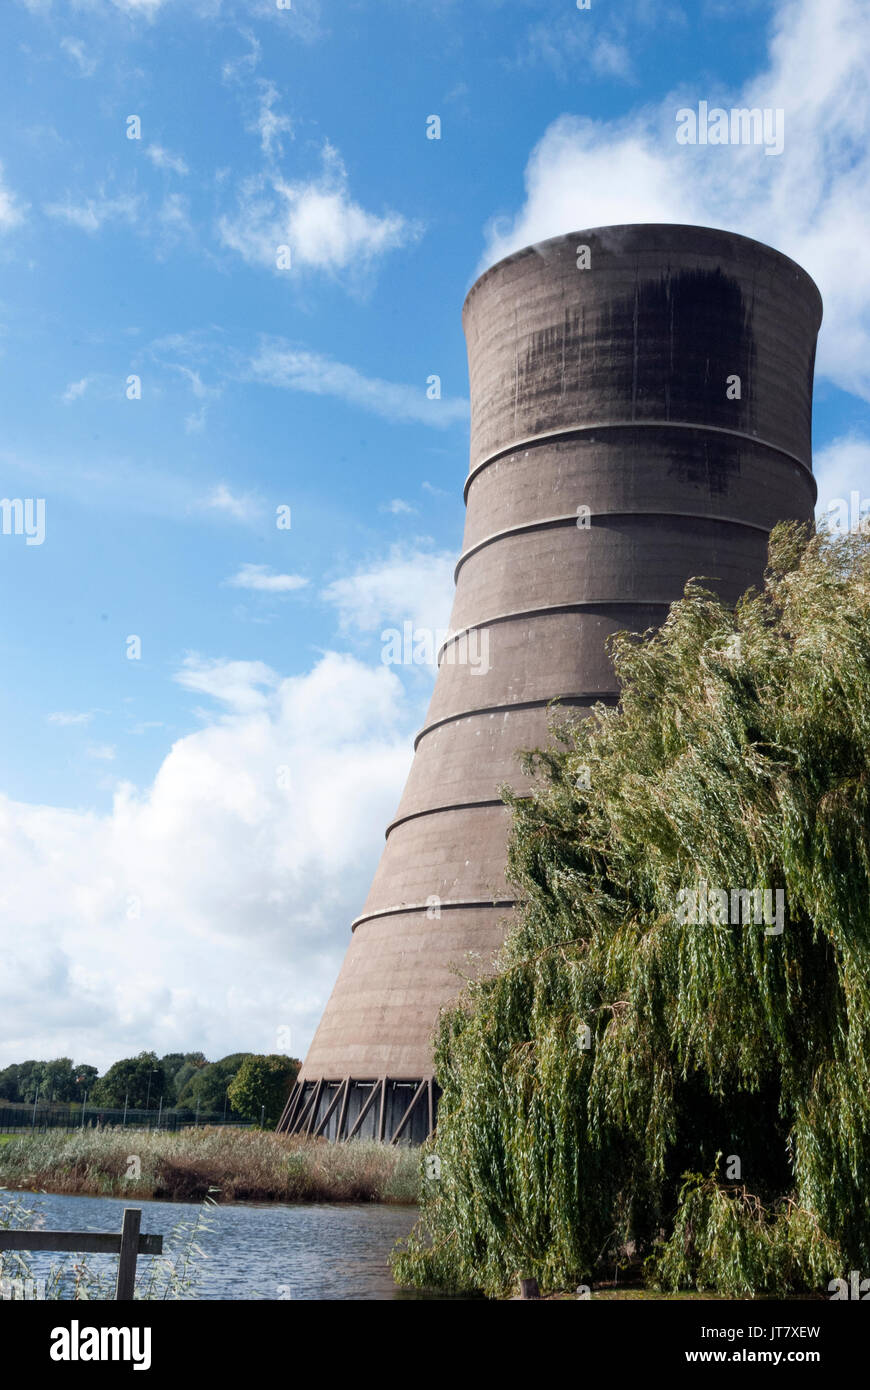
[0,1127,420,1204]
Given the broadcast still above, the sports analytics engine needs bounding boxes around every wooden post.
[115,1208,142,1301]
[0,1212,161,1303]
[519,1276,540,1300]
[303,1078,324,1136]
[390,1080,426,1144]
[335,1078,351,1141]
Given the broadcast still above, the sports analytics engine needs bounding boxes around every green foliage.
[393,524,870,1297]
[0,1061,44,1103]
[227,1055,300,1127]
[651,1171,842,1297]
[91,1052,165,1109]
[0,1059,95,1105]
[176,1053,253,1114]
[160,1053,207,1105]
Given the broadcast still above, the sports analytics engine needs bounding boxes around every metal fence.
[0,1104,252,1133]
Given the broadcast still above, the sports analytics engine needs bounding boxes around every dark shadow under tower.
[279,224,822,1142]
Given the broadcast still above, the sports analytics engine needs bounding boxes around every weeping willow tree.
[392,522,870,1297]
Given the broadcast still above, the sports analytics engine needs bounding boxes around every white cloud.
[172,364,216,399]
[522,19,633,83]
[48,711,93,726]
[108,0,169,13]
[814,435,870,516]
[87,744,117,762]
[322,544,455,645]
[250,80,293,158]
[226,564,309,594]
[60,37,98,76]
[155,193,194,253]
[174,655,279,714]
[0,651,415,1069]
[222,30,261,82]
[384,498,416,515]
[481,0,870,401]
[218,142,419,277]
[200,483,262,524]
[0,164,26,231]
[44,190,142,233]
[62,377,90,403]
[249,340,469,428]
[146,145,189,176]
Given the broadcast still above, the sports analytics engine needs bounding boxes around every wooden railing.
[0,1207,163,1300]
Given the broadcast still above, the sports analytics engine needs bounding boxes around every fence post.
[115,1208,141,1301]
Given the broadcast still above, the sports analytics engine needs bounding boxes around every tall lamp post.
[145,1067,157,1122]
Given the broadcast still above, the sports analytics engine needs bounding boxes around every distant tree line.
[0,1050,301,1126]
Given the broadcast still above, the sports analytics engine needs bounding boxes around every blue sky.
[1,0,869,1072]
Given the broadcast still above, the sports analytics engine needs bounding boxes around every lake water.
[1,1191,436,1300]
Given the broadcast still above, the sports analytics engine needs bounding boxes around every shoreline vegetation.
[393,526,870,1299]
[0,1127,420,1205]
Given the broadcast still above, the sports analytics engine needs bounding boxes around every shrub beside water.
[393,524,870,1298]
[0,1128,420,1205]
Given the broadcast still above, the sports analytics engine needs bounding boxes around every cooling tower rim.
[351,897,518,932]
[462,421,817,502]
[462,222,824,327]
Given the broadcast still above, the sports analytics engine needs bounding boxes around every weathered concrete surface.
[293,224,822,1102]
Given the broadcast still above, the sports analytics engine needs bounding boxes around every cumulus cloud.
[226,564,309,594]
[218,141,419,278]
[814,435,870,518]
[0,651,416,1068]
[322,545,456,649]
[249,340,469,428]
[481,0,870,401]
[174,655,280,714]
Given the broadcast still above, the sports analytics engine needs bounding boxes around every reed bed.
[0,1127,420,1205]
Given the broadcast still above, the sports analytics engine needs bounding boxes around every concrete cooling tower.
[278,224,822,1143]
